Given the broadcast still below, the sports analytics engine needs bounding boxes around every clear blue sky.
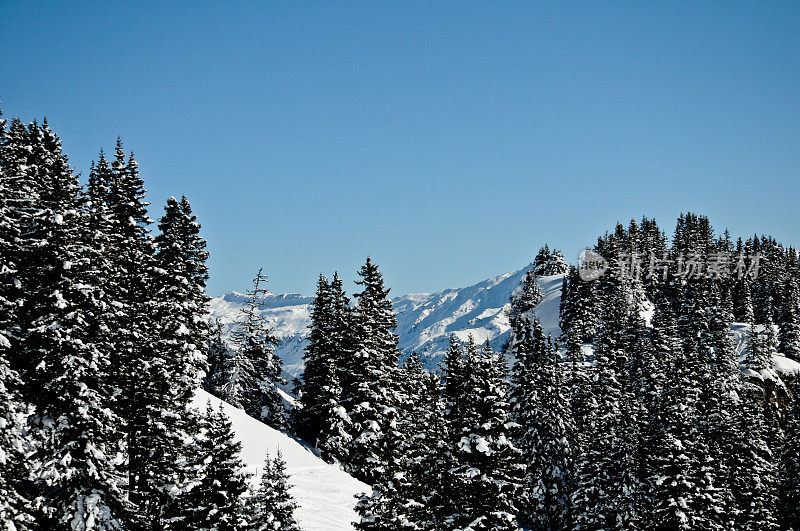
[2,2,798,296]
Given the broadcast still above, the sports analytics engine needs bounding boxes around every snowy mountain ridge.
[209,263,564,377]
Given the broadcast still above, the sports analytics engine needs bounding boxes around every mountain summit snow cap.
[577,249,608,282]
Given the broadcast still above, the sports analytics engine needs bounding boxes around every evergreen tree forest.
[3,103,800,530]
[0,107,298,529]
[298,222,800,529]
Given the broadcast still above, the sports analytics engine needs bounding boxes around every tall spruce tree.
[129,195,212,528]
[223,269,287,429]
[295,274,339,446]
[446,338,524,530]
[105,139,159,519]
[778,278,800,361]
[571,285,637,530]
[0,105,35,531]
[778,386,800,530]
[181,403,250,531]
[23,122,127,529]
[509,315,573,530]
[730,384,779,530]
[340,257,402,484]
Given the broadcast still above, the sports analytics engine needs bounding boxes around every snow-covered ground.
[191,389,369,531]
[209,263,565,375]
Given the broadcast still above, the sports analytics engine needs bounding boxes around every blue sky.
[2,2,798,296]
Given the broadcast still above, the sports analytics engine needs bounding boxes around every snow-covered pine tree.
[747,321,772,373]
[532,245,569,276]
[509,269,542,327]
[181,403,250,531]
[0,348,32,530]
[340,257,402,484]
[509,314,573,530]
[446,338,524,530]
[571,284,637,530]
[558,265,599,344]
[315,271,355,464]
[778,277,800,361]
[316,363,352,466]
[104,139,160,518]
[0,105,35,530]
[730,384,779,530]
[23,121,127,529]
[295,274,338,445]
[779,386,800,530]
[0,114,40,379]
[131,195,212,528]
[429,335,467,527]
[247,450,300,531]
[397,352,446,528]
[224,269,287,430]
[358,352,446,530]
[203,318,229,395]
[733,277,755,324]
[674,279,736,530]
[353,411,409,531]
[643,300,707,530]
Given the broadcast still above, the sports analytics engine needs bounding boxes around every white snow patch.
[191,389,369,530]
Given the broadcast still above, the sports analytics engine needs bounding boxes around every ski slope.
[191,389,369,530]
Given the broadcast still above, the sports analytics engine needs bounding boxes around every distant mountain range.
[209,264,800,384]
[209,264,565,378]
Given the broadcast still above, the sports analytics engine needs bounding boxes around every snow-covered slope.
[191,389,369,530]
[209,264,564,375]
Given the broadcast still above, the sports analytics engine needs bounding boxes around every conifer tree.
[315,271,354,464]
[643,301,706,530]
[532,245,569,276]
[0,105,36,531]
[224,269,287,430]
[446,338,524,530]
[340,257,402,484]
[778,278,800,361]
[779,388,800,530]
[247,450,300,531]
[429,335,468,527]
[359,352,447,529]
[571,285,636,530]
[399,353,447,528]
[730,385,779,530]
[747,321,773,372]
[733,278,755,323]
[559,265,600,344]
[104,139,160,517]
[129,195,212,528]
[0,341,33,530]
[182,403,250,531]
[295,274,338,445]
[23,121,127,529]
[203,318,229,395]
[509,315,573,530]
